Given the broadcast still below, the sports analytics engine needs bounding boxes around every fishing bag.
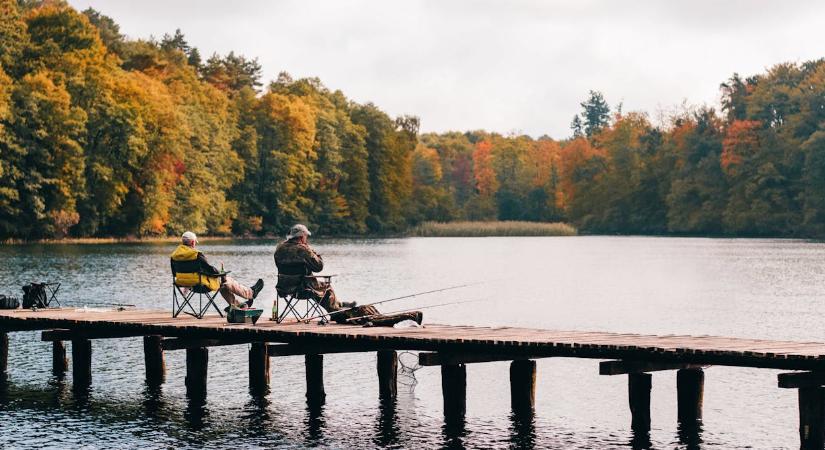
[22,283,48,309]
[0,295,19,309]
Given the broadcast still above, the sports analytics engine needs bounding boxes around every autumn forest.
[1,1,825,240]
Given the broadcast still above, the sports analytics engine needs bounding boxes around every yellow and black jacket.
[170,244,221,291]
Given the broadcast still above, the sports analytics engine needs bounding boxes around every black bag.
[0,295,19,309]
[22,283,48,309]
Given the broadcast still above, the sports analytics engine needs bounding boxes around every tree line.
[1,1,824,239]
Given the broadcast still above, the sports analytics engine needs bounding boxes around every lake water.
[0,236,823,449]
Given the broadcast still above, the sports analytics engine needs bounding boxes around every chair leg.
[174,289,198,318]
[206,292,223,318]
[279,298,301,323]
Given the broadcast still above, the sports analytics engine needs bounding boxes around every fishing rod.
[69,300,136,308]
[304,281,483,322]
[344,298,484,323]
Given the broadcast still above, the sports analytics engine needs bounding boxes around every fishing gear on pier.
[344,298,483,324]
[304,282,482,322]
[69,300,137,309]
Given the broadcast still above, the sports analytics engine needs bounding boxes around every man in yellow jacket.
[171,231,263,309]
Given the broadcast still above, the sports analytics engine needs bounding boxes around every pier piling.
[71,339,92,386]
[441,363,467,418]
[798,387,825,449]
[249,343,270,393]
[185,347,208,398]
[510,359,537,414]
[0,332,7,380]
[377,350,397,399]
[143,335,165,386]
[628,373,652,432]
[677,368,704,424]
[305,354,325,403]
[52,340,68,376]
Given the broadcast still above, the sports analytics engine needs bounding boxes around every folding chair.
[272,275,334,324]
[172,271,227,319]
[21,282,60,308]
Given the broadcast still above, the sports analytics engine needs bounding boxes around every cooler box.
[227,308,263,325]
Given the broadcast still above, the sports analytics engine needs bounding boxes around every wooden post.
[143,335,165,386]
[185,347,208,399]
[510,359,537,414]
[71,339,92,386]
[441,364,467,418]
[0,332,7,381]
[52,340,68,376]
[677,368,704,424]
[249,343,270,393]
[799,387,825,449]
[628,373,652,432]
[377,350,397,400]
[305,354,325,403]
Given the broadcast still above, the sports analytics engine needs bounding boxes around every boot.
[340,301,357,309]
[250,279,264,301]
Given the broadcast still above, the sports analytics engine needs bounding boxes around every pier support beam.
[441,364,467,419]
[185,347,208,399]
[0,332,7,381]
[677,368,704,424]
[305,354,325,403]
[377,350,397,400]
[628,373,652,432]
[143,335,165,386]
[249,343,270,393]
[52,341,68,376]
[71,339,92,386]
[510,360,536,414]
[798,387,825,449]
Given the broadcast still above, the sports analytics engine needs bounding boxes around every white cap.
[181,231,198,246]
[287,224,311,240]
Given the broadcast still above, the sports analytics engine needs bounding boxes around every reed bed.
[411,221,577,237]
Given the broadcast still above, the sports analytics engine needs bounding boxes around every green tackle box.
[227,308,263,325]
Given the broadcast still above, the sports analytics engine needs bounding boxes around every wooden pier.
[1,308,825,447]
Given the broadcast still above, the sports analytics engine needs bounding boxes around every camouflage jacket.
[274,239,324,294]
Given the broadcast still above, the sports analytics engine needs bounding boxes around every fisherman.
[274,224,423,326]
[171,231,264,310]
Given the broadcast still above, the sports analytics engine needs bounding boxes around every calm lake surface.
[0,236,823,449]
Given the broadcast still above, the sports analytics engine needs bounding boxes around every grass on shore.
[411,221,577,237]
[2,221,577,243]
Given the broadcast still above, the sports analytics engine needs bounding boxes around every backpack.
[22,283,48,309]
[0,295,19,309]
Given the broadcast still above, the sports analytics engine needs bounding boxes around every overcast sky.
[67,0,825,138]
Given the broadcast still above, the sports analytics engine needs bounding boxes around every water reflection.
[304,399,326,444]
[373,398,400,448]
[242,394,274,438]
[676,422,703,449]
[70,383,92,409]
[184,396,209,431]
[509,411,537,449]
[141,384,165,419]
[442,414,468,449]
[629,429,652,449]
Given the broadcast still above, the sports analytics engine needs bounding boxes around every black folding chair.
[272,275,334,324]
[172,271,228,319]
[22,282,60,308]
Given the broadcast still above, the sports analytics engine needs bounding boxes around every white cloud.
[68,0,825,138]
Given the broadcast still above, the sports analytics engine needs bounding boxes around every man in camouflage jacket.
[274,224,422,326]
